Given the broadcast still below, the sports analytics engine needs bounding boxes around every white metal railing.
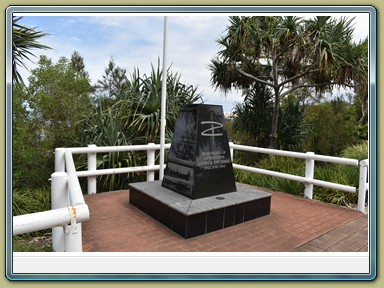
[13,150,90,252]
[229,144,368,213]
[64,142,366,211]
[229,143,358,194]
[66,143,172,194]
[61,142,367,211]
[13,142,369,252]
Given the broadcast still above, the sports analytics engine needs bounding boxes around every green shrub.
[13,186,52,249]
[234,154,305,196]
[13,186,51,216]
[313,141,368,207]
[304,99,360,156]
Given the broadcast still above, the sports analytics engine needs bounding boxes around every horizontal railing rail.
[13,204,89,236]
[67,143,172,154]
[229,143,359,196]
[232,164,357,193]
[229,143,359,165]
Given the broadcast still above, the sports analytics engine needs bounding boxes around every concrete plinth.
[129,180,271,239]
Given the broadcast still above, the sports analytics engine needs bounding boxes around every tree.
[232,82,273,147]
[27,55,92,149]
[13,54,92,188]
[343,38,368,124]
[71,50,90,79]
[304,98,359,156]
[210,16,365,148]
[12,16,50,87]
[93,57,130,105]
[277,95,308,151]
[232,84,307,151]
[12,85,46,188]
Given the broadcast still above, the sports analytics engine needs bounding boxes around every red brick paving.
[81,185,368,252]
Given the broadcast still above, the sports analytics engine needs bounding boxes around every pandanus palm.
[116,62,203,144]
[12,16,51,87]
[210,16,363,148]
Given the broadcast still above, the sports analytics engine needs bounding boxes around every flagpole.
[159,16,168,180]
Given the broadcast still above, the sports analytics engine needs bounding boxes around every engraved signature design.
[200,121,223,137]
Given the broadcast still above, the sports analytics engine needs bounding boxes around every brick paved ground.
[82,185,368,252]
[292,214,368,252]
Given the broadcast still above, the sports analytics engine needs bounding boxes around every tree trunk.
[358,98,368,125]
[269,87,280,149]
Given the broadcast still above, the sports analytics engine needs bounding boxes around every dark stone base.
[129,181,271,239]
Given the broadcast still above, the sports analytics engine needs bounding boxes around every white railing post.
[87,144,97,195]
[55,148,66,172]
[304,152,315,199]
[64,221,83,252]
[358,159,369,213]
[147,143,156,181]
[229,142,234,162]
[51,171,68,252]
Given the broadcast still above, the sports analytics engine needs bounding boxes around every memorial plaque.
[162,104,236,199]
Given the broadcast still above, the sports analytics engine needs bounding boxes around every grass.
[13,186,51,216]
[235,155,305,197]
[13,186,52,251]
[13,234,52,252]
[312,141,368,208]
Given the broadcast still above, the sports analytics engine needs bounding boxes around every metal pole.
[87,144,97,194]
[358,159,368,213]
[304,152,315,199]
[147,143,156,181]
[51,172,68,252]
[159,16,168,180]
[54,148,66,172]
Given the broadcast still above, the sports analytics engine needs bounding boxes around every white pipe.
[230,143,358,166]
[233,164,356,193]
[51,172,68,252]
[147,143,156,181]
[87,144,97,195]
[159,16,168,180]
[54,148,66,172]
[65,150,85,206]
[304,152,315,199]
[64,223,83,252]
[358,159,369,213]
[76,165,162,177]
[67,143,171,154]
[13,204,89,236]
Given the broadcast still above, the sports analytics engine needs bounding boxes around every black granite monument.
[129,104,271,239]
[162,104,236,199]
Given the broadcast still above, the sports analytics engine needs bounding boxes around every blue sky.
[17,13,370,112]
